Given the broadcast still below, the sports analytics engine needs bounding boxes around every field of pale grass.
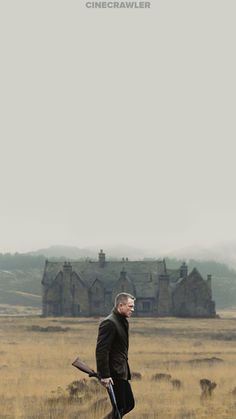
[1,315,236,418]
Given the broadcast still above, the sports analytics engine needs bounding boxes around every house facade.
[41,250,216,318]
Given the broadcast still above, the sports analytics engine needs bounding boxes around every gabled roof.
[187,267,204,282]
[43,259,204,299]
[42,259,165,298]
[90,277,105,290]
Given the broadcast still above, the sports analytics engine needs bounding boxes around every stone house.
[41,250,216,318]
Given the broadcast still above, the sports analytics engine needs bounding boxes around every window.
[143,301,151,312]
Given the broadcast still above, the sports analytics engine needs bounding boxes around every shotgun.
[72,357,121,419]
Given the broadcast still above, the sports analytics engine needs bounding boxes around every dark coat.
[96,308,131,380]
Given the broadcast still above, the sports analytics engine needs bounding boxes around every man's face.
[118,298,135,318]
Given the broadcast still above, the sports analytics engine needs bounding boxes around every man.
[96,293,135,418]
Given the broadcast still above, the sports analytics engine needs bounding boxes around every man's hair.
[115,293,135,307]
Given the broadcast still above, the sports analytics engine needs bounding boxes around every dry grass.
[0,315,236,418]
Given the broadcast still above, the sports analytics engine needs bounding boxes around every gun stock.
[72,357,98,378]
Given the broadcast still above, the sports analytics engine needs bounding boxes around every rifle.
[72,357,121,419]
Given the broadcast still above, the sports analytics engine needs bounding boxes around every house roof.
[42,260,208,299]
[42,259,166,297]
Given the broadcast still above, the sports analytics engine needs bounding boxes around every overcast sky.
[0,1,236,254]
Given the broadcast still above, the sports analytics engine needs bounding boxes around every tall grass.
[0,315,236,418]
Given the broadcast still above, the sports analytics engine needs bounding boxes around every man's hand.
[100,377,114,388]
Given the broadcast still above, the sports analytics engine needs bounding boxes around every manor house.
[42,250,216,318]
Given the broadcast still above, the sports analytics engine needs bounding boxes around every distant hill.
[167,242,236,270]
[0,246,236,313]
[29,244,152,260]
[0,268,43,308]
[29,245,96,259]
[29,242,236,270]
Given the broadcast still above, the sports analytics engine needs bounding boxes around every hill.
[167,241,236,270]
[29,244,151,260]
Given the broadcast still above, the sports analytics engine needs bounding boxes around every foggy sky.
[1,1,236,254]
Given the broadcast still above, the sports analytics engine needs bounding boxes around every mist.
[1,1,236,256]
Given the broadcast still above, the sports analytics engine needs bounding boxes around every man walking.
[96,292,135,418]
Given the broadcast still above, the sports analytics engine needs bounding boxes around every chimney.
[98,249,106,268]
[207,274,212,297]
[63,261,72,273]
[62,262,72,316]
[180,262,188,279]
[120,267,127,280]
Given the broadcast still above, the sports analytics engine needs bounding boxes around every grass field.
[1,314,236,418]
